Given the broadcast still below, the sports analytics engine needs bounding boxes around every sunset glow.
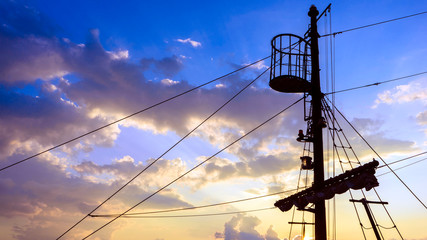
[0,0,426,239]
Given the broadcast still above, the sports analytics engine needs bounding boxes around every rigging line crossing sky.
[321,10,427,37]
[322,98,415,239]
[57,65,271,239]
[322,96,421,237]
[90,187,303,217]
[377,157,427,177]
[377,151,427,168]
[325,97,427,211]
[326,71,427,95]
[80,97,304,239]
[322,101,400,239]
[0,56,270,173]
[88,151,427,221]
[91,207,277,219]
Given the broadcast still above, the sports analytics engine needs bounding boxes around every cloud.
[416,111,427,125]
[0,85,120,159]
[0,153,192,239]
[141,55,184,78]
[0,0,58,38]
[245,60,268,70]
[71,155,189,191]
[220,214,280,240]
[161,78,180,86]
[176,38,202,48]
[348,117,417,157]
[372,79,427,108]
[265,225,280,240]
[107,50,129,60]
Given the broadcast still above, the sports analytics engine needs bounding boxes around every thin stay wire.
[0,56,270,173]
[321,10,427,37]
[323,100,404,239]
[93,207,276,219]
[377,151,427,168]
[377,157,427,177]
[325,71,427,95]
[56,66,271,239]
[90,187,302,217]
[325,96,427,211]
[81,97,304,240]
[322,103,368,239]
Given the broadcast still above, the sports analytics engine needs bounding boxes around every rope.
[325,71,427,95]
[322,104,368,240]
[91,207,276,219]
[377,152,427,168]
[89,188,302,217]
[323,99,405,238]
[377,157,427,177]
[325,96,427,211]
[321,10,427,37]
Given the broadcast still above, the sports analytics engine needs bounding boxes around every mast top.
[308,5,319,17]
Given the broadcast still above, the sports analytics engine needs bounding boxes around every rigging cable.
[81,97,304,239]
[288,168,304,240]
[289,122,313,240]
[377,151,427,168]
[91,207,276,219]
[367,197,386,240]
[323,99,404,239]
[322,103,368,239]
[328,8,337,238]
[377,157,427,177]
[321,10,427,37]
[325,96,427,211]
[325,71,427,95]
[90,187,303,217]
[0,56,270,173]
[56,65,271,239]
[378,224,398,230]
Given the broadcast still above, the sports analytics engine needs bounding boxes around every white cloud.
[245,60,268,70]
[161,78,179,86]
[372,79,427,108]
[176,38,202,47]
[107,50,129,60]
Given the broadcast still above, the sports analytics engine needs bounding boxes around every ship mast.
[308,5,327,240]
[269,4,380,239]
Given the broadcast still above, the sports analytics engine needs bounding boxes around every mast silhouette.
[308,5,327,240]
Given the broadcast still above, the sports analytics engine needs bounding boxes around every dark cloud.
[0,0,65,84]
[141,55,184,78]
[0,0,59,38]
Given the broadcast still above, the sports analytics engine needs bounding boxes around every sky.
[0,0,426,239]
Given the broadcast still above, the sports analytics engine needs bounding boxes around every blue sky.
[0,0,426,239]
